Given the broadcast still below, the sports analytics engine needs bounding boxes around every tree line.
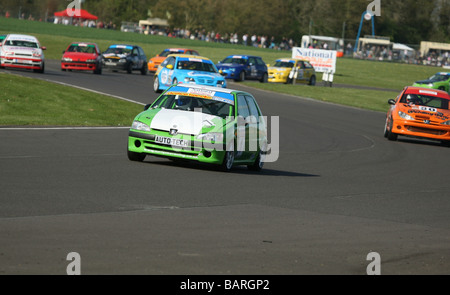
[1,0,449,45]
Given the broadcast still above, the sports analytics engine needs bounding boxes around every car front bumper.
[392,119,450,141]
[62,61,99,71]
[1,56,43,70]
[128,130,226,164]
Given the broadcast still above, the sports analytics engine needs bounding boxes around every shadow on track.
[140,159,319,177]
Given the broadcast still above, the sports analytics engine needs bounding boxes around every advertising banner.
[292,47,337,73]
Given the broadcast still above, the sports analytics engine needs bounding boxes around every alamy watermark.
[366,252,381,275]
[66,0,82,17]
[366,0,381,18]
[66,252,81,275]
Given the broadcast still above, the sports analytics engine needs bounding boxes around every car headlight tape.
[132,121,151,132]
[398,111,414,121]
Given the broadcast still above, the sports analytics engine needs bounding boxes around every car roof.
[226,55,261,59]
[168,54,212,61]
[436,72,450,76]
[5,34,39,42]
[108,44,137,48]
[276,57,309,62]
[405,86,450,98]
[69,42,98,47]
[165,48,194,51]
[168,83,246,95]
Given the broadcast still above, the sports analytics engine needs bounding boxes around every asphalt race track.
[1,60,450,275]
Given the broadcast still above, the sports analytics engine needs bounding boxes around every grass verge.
[241,82,399,112]
[0,73,142,126]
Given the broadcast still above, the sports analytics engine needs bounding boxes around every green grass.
[0,17,446,125]
[241,82,398,112]
[0,73,142,126]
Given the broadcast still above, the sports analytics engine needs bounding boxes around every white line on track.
[42,79,146,106]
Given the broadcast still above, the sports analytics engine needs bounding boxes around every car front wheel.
[127,150,146,162]
[221,151,235,172]
[153,76,161,93]
[260,72,268,83]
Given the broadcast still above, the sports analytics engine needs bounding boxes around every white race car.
[0,34,46,73]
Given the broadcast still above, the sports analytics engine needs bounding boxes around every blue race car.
[153,54,227,93]
[216,55,268,82]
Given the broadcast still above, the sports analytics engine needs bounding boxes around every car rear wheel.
[127,150,146,162]
[141,63,148,75]
[247,150,264,171]
[309,75,316,86]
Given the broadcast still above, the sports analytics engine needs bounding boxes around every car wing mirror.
[166,64,174,70]
[41,46,47,50]
[388,99,396,105]
[144,104,151,111]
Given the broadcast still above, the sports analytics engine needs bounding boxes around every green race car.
[413,72,450,92]
[127,84,267,171]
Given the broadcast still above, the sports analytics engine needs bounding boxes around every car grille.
[407,126,447,136]
[15,53,33,57]
[197,78,214,84]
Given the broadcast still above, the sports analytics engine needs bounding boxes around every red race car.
[61,42,102,74]
[384,86,450,146]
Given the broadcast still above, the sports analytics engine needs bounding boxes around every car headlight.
[86,59,96,63]
[398,111,414,120]
[428,83,434,87]
[197,132,224,143]
[442,120,450,125]
[230,68,236,72]
[184,77,195,83]
[216,80,225,86]
[62,57,72,62]
[131,121,151,132]
[32,51,41,57]
[119,59,126,63]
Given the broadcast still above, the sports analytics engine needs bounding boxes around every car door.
[255,58,267,79]
[244,95,261,155]
[294,61,306,83]
[159,56,176,86]
[236,94,252,161]
[247,57,258,79]
[303,61,314,82]
[131,47,140,69]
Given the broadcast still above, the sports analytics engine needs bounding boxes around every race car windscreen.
[176,60,217,72]
[401,93,450,109]
[274,61,294,68]
[104,47,132,55]
[151,95,232,118]
[221,57,247,65]
[429,74,450,81]
[5,40,39,48]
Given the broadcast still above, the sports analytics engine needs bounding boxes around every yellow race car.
[268,58,316,85]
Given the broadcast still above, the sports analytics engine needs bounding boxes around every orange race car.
[384,86,450,146]
[147,48,199,73]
